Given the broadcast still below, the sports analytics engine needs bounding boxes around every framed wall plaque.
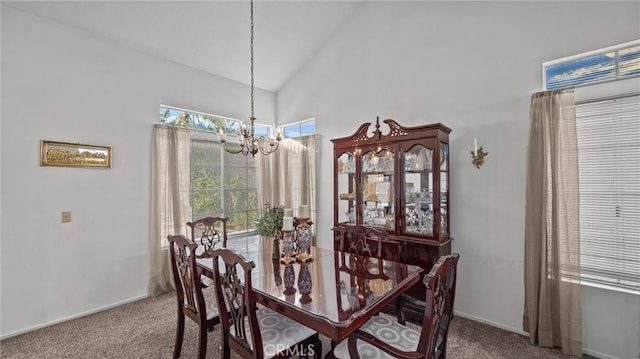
[40,140,112,168]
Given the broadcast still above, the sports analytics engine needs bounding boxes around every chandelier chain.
[216,0,281,156]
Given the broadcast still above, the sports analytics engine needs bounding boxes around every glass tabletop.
[196,237,335,279]
[252,251,420,325]
[197,235,422,330]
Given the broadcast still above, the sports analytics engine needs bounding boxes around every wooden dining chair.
[167,235,220,359]
[187,216,229,253]
[334,225,406,323]
[207,247,322,359]
[334,225,400,261]
[187,217,229,287]
[332,253,460,359]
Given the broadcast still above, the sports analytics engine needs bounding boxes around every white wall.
[276,2,640,359]
[0,6,275,337]
[2,3,639,358]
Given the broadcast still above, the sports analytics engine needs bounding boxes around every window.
[282,118,316,138]
[575,94,640,293]
[190,139,260,234]
[159,105,270,234]
[544,40,639,90]
[545,41,640,294]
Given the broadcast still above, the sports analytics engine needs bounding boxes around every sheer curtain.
[256,136,318,236]
[148,125,191,297]
[523,89,582,357]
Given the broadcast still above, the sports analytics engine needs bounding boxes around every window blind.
[575,94,640,293]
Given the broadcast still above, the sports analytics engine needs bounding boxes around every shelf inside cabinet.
[405,169,432,174]
[363,170,393,175]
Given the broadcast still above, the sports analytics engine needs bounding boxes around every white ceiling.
[4,1,364,92]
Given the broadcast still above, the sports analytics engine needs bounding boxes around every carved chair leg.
[222,333,231,359]
[396,296,406,326]
[173,313,185,359]
[197,325,207,359]
[347,337,362,359]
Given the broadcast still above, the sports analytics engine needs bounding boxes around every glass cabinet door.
[404,145,434,235]
[361,150,394,229]
[336,152,356,224]
[440,142,449,236]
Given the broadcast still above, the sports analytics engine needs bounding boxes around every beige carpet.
[1,293,578,358]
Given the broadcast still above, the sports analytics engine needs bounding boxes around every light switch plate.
[61,211,71,223]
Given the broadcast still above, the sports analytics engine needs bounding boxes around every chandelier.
[217,0,282,156]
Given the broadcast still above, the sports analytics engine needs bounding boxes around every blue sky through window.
[545,44,639,89]
[159,105,277,137]
[283,119,315,138]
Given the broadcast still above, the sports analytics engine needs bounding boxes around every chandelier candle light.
[217,0,282,156]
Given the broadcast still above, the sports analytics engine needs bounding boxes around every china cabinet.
[332,118,452,321]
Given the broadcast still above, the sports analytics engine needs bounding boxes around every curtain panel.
[148,125,191,297]
[256,135,318,236]
[523,89,582,357]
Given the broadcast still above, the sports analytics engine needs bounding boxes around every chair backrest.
[334,226,404,317]
[186,217,229,256]
[207,247,262,358]
[334,225,399,260]
[418,253,460,358]
[167,235,208,323]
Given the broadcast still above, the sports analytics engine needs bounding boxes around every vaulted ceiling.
[4,1,363,92]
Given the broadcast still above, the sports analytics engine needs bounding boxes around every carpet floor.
[1,293,577,358]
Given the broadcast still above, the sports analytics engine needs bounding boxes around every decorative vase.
[272,258,282,286]
[298,262,312,304]
[283,264,296,296]
[295,218,312,261]
[280,230,296,264]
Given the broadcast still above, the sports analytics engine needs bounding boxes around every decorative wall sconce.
[471,138,488,169]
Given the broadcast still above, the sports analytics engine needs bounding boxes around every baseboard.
[453,311,631,359]
[1,294,148,340]
[582,348,628,359]
[453,310,529,336]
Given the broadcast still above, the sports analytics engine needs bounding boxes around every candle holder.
[295,217,313,262]
[280,229,296,264]
[470,146,488,169]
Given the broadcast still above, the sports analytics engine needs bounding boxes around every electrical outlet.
[61,211,71,223]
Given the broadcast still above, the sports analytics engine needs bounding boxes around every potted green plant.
[256,203,284,259]
[256,203,284,237]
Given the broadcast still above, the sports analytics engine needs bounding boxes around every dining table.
[196,235,423,345]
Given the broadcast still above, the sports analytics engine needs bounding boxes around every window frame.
[282,118,316,139]
[543,41,640,294]
[160,105,268,236]
[543,40,639,90]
